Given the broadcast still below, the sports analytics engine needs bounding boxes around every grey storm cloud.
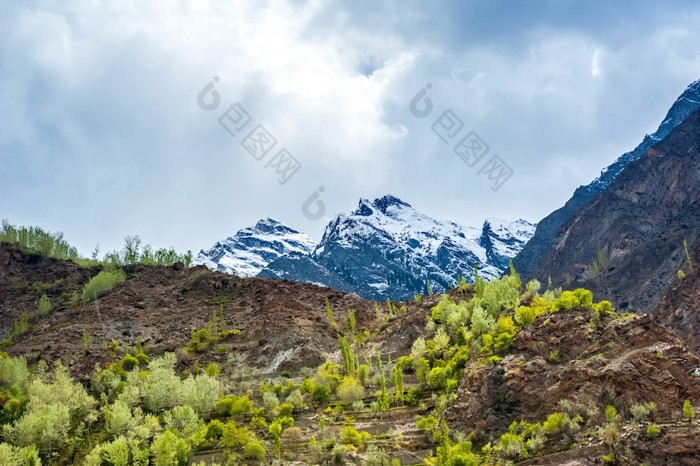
[1,0,700,257]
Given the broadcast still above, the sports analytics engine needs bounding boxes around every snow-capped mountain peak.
[194,219,316,277]
[261,195,536,300]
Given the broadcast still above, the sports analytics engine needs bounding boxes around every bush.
[230,396,253,416]
[406,387,423,406]
[416,415,438,435]
[38,294,51,315]
[121,354,139,371]
[605,405,619,425]
[282,426,303,442]
[278,402,295,417]
[205,419,224,439]
[243,440,265,460]
[427,367,447,389]
[337,376,365,405]
[205,363,220,377]
[682,400,695,422]
[630,403,651,421]
[646,423,661,439]
[222,422,254,449]
[82,270,126,303]
[151,430,191,465]
[311,384,331,404]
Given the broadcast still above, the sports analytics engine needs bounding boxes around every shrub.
[416,415,438,435]
[278,402,295,417]
[343,425,370,447]
[222,422,254,449]
[427,367,447,389]
[282,426,303,442]
[121,354,139,371]
[82,270,126,303]
[38,294,51,315]
[204,363,220,377]
[605,405,619,425]
[406,387,423,406]
[362,444,390,466]
[311,384,331,404]
[601,427,620,448]
[646,423,661,439]
[630,403,651,421]
[230,396,253,416]
[135,352,149,365]
[498,432,524,458]
[682,400,695,422]
[243,440,265,460]
[515,306,536,327]
[337,377,365,405]
[151,430,191,466]
[205,419,224,439]
[263,391,280,413]
[543,412,565,434]
[182,374,220,417]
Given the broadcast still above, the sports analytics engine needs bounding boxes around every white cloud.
[1,0,700,256]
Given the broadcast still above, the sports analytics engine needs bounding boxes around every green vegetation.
[682,400,695,422]
[1,221,687,464]
[37,294,51,316]
[646,423,661,439]
[1,219,79,260]
[684,239,694,274]
[81,270,126,303]
[589,248,609,278]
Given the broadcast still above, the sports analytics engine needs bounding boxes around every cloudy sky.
[2,0,700,256]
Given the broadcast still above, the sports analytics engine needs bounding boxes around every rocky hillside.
[530,106,700,315]
[514,79,700,280]
[0,242,698,464]
[654,240,700,355]
[259,195,535,300]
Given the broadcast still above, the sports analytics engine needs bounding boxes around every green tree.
[269,419,283,461]
[339,336,355,375]
[38,294,51,316]
[392,365,404,404]
[122,235,142,264]
[683,400,695,422]
[325,297,335,328]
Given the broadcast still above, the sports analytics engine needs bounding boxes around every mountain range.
[194,196,535,300]
[514,79,700,279]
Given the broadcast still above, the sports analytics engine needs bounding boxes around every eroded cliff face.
[654,242,700,355]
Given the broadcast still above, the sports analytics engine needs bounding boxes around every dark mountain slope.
[514,79,700,280]
[531,106,700,314]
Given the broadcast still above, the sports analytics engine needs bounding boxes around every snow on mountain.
[193,218,317,276]
[259,195,536,300]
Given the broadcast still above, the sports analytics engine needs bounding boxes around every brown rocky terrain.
[0,243,383,381]
[446,308,700,464]
[654,241,700,355]
[530,106,700,316]
[1,243,699,464]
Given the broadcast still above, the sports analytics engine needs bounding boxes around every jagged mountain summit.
[258,195,535,300]
[193,218,316,276]
[514,78,700,280]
